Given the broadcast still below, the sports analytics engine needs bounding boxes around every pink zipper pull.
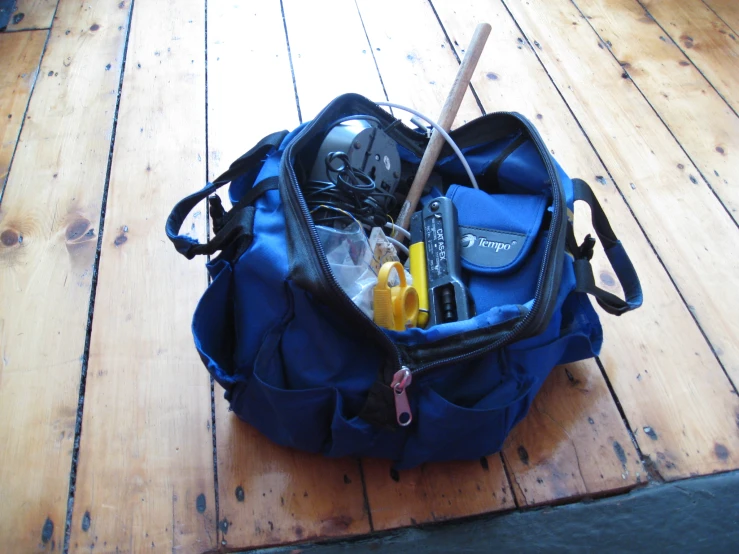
[391,367,413,427]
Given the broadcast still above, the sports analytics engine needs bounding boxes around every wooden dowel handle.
[396,22,491,231]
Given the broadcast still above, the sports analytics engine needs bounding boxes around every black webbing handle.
[571,178,643,315]
[165,130,287,259]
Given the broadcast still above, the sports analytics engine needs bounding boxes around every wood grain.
[362,456,513,530]
[207,0,299,179]
[640,0,739,114]
[504,0,739,404]
[355,0,480,128]
[361,0,640,507]
[209,1,369,549]
[571,0,739,223]
[68,0,216,552]
[0,1,131,551]
[283,0,385,120]
[503,363,642,505]
[0,31,45,190]
[704,0,739,32]
[435,0,739,482]
[5,0,57,30]
[214,416,369,548]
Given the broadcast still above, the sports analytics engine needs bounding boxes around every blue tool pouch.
[166,93,642,469]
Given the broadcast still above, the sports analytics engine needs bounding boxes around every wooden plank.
[67,1,216,552]
[282,0,513,529]
[503,362,642,505]
[255,472,739,554]
[432,0,649,500]
[355,0,479,129]
[358,0,641,508]
[571,0,739,223]
[505,0,739,394]
[0,1,131,551]
[492,0,739,477]
[704,0,739,32]
[214,420,369,548]
[362,457,513,530]
[283,0,385,119]
[6,0,58,30]
[640,0,739,114]
[207,0,299,179]
[208,1,369,550]
[0,31,45,190]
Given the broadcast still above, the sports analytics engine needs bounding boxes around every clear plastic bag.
[316,223,411,319]
[316,223,377,318]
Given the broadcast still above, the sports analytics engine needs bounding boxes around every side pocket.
[556,291,604,364]
[397,375,533,469]
[326,394,382,459]
[234,315,335,454]
[192,261,238,392]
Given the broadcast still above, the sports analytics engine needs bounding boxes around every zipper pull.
[391,367,413,427]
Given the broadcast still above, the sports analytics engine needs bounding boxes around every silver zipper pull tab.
[391,367,413,427]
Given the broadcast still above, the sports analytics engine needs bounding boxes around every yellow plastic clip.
[373,262,419,331]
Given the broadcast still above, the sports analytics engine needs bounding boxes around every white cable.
[387,235,410,256]
[376,101,480,190]
[385,222,411,240]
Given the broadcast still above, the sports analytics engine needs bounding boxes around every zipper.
[280,101,566,426]
[391,367,413,427]
[408,114,565,378]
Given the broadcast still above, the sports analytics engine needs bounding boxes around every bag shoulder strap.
[166,130,288,259]
[569,178,643,316]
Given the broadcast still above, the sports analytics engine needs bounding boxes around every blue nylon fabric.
[188,127,607,469]
[447,184,547,275]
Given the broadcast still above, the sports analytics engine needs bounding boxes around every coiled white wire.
[375,101,480,190]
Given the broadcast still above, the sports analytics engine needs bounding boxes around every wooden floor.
[1,0,738,552]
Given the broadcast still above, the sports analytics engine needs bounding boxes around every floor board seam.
[237,476,668,554]
[353,0,391,104]
[700,0,739,47]
[204,0,221,548]
[497,0,739,398]
[357,459,375,533]
[498,454,520,509]
[593,357,663,483]
[0,19,56,203]
[61,1,137,552]
[279,0,302,124]
[0,26,52,33]
[426,0,486,115]
[569,0,739,229]
[636,0,739,121]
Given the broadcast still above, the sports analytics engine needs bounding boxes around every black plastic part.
[421,197,473,326]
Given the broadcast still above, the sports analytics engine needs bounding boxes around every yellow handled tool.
[409,219,429,328]
[374,262,419,331]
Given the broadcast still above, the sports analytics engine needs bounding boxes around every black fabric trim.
[481,131,526,192]
[571,179,643,315]
[166,130,287,259]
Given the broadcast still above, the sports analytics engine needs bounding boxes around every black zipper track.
[280,99,566,383]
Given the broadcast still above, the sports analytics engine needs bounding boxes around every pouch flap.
[447,184,548,275]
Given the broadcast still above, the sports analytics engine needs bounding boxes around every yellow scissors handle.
[374,262,419,331]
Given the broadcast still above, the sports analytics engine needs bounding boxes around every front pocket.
[396,375,534,469]
[447,185,547,276]
[446,185,549,315]
[324,393,407,459]
[235,318,336,453]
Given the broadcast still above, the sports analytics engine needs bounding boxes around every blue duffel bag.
[166,94,642,469]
